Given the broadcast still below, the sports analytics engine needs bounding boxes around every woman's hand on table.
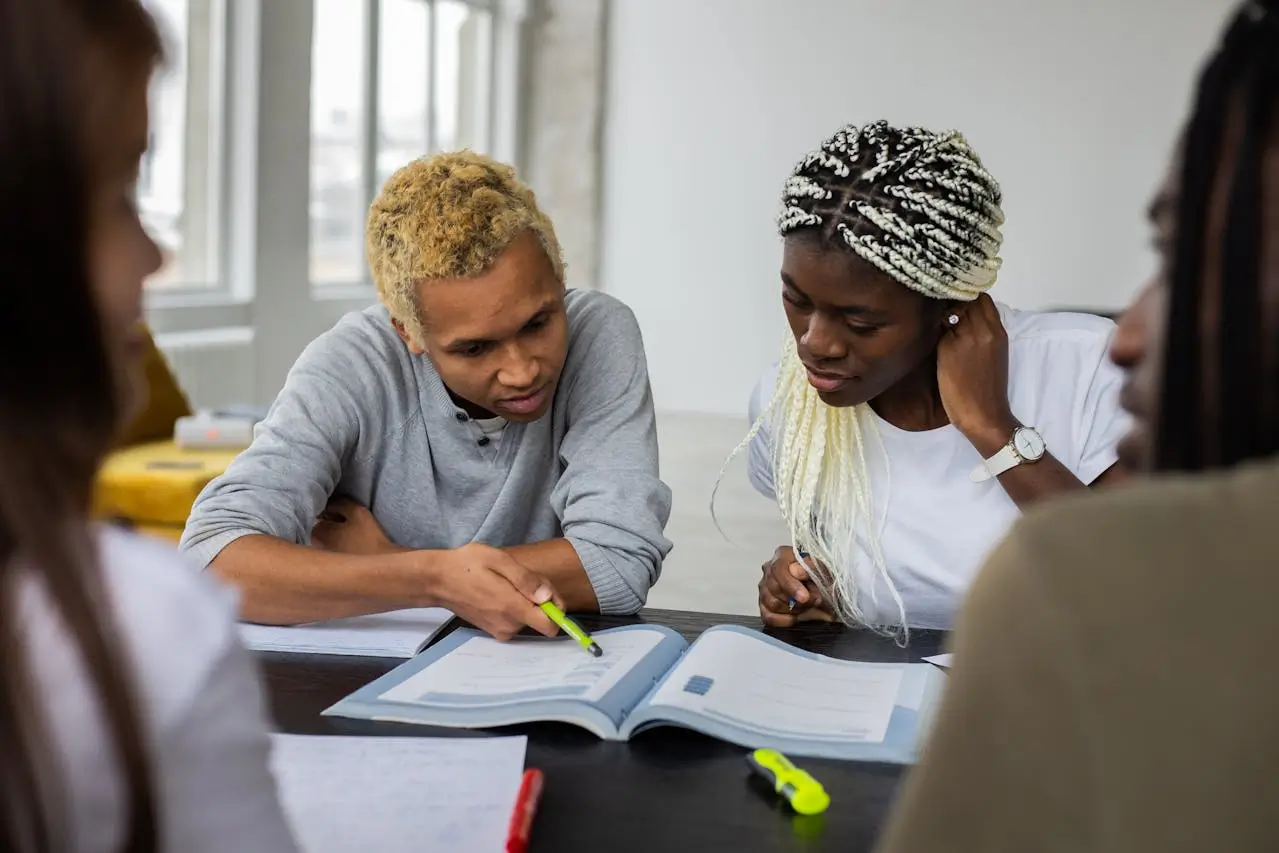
[758,545,835,628]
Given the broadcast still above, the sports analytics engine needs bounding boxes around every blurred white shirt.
[20,525,298,852]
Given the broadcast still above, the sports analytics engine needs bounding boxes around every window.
[140,0,227,290]
[140,0,527,400]
[309,0,496,286]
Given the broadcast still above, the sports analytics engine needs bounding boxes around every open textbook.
[324,624,944,763]
[240,607,453,658]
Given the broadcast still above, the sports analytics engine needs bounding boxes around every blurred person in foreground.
[0,1,297,850]
[875,2,1279,852]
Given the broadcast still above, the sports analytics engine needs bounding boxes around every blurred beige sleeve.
[874,530,1093,853]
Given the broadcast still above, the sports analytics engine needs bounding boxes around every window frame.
[141,0,233,302]
[144,0,530,395]
[310,0,506,291]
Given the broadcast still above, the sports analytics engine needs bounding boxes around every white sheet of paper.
[240,607,453,658]
[380,628,665,706]
[647,630,903,743]
[923,653,953,669]
[270,734,526,853]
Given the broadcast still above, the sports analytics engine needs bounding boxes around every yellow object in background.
[93,440,241,541]
[92,325,237,541]
[117,324,193,447]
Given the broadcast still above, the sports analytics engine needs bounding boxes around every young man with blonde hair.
[181,152,672,639]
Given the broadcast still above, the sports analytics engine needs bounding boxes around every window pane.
[434,1,492,153]
[310,0,498,288]
[310,0,370,283]
[141,0,224,290]
[377,0,430,192]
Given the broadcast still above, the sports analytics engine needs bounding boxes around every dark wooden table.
[260,609,947,853]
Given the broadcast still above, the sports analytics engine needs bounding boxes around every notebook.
[324,624,944,763]
[270,733,526,853]
[240,607,454,658]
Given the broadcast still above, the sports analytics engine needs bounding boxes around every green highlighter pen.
[747,749,830,816]
[539,601,603,657]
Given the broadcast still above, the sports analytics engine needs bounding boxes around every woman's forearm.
[962,421,1088,510]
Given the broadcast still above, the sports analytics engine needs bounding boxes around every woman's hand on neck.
[934,294,1016,452]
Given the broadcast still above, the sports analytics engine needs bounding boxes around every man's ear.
[390,317,427,355]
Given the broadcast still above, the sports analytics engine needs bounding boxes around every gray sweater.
[179,290,673,614]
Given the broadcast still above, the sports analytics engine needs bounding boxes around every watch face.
[1014,427,1046,461]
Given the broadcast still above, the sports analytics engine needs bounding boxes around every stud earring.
[947,313,960,327]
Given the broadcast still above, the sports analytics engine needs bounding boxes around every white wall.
[600,0,1236,416]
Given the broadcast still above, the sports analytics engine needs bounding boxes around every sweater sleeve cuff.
[180,529,256,571]
[567,538,646,615]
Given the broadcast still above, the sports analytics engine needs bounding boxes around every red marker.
[505,768,544,853]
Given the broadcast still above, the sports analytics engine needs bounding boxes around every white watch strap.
[970,444,1021,483]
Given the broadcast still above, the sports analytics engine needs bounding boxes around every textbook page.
[270,734,525,853]
[240,607,453,657]
[646,628,904,743]
[378,626,667,706]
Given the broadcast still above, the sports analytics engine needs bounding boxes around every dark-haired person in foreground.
[876,3,1279,851]
[0,1,297,851]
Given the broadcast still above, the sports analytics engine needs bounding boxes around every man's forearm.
[296,500,605,615]
[362,534,600,612]
[503,539,599,612]
[210,534,437,626]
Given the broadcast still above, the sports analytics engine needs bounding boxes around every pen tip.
[588,643,603,657]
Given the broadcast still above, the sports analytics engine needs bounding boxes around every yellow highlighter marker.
[747,749,830,816]
[539,601,603,657]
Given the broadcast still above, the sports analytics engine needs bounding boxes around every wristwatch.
[969,426,1046,483]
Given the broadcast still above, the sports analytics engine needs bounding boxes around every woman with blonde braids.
[747,121,1129,631]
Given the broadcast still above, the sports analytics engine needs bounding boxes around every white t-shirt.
[19,526,298,853]
[748,305,1131,630]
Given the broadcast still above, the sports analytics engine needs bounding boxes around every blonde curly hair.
[366,150,565,343]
